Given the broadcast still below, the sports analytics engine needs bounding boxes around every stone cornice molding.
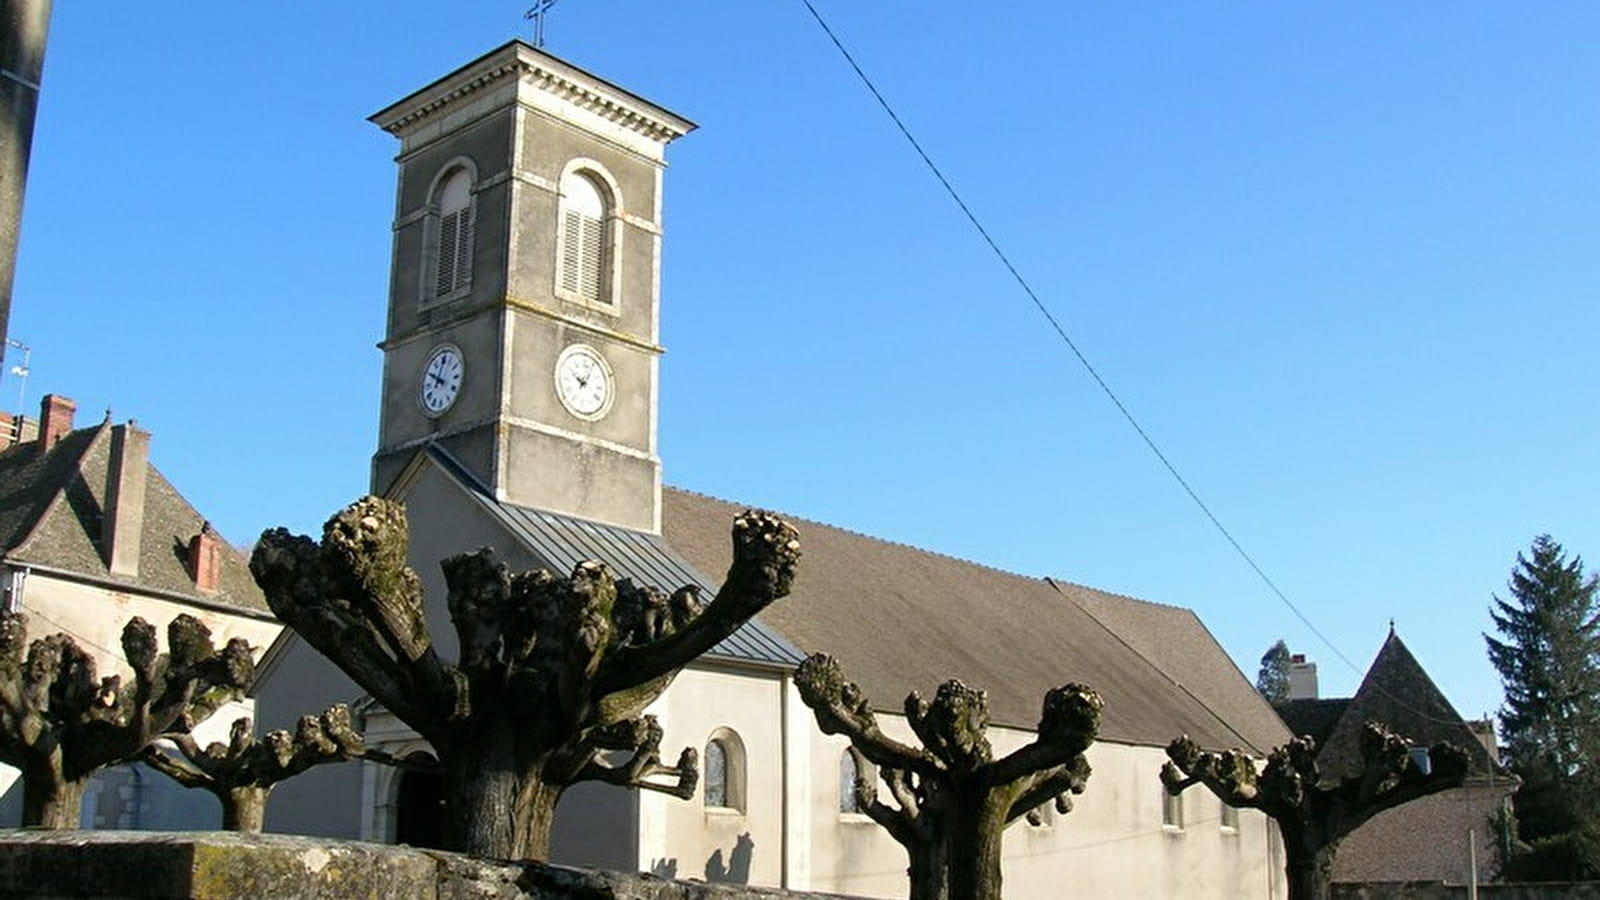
[370,41,695,146]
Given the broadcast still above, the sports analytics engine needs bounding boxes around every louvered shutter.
[435,211,460,296]
[452,206,473,292]
[560,209,584,295]
[577,213,603,301]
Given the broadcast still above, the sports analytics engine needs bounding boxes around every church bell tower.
[369,41,694,533]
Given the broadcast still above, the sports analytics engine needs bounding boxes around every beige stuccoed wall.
[0,573,283,828]
[783,678,1285,900]
[638,671,1284,899]
[637,665,789,886]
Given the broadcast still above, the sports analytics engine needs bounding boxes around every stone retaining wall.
[1335,882,1600,900]
[0,832,853,900]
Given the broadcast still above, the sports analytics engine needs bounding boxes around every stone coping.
[0,831,854,900]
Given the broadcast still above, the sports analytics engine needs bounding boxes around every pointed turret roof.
[1313,629,1491,778]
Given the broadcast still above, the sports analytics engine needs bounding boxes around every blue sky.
[10,2,1599,725]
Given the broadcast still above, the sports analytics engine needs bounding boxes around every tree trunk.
[221,786,268,832]
[511,779,562,862]
[443,749,522,859]
[946,790,1009,900]
[905,836,950,900]
[439,726,564,862]
[22,769,85,829]
[1283,840,1337,900]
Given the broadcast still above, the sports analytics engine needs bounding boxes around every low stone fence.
[0,831,852,900]
[1335,882,1600,900]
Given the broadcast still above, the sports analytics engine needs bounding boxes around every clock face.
[419,345,464,416]
[555,344,613,420]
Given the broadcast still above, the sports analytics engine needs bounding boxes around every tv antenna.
[4,338,30,415]
[524,0,560,48]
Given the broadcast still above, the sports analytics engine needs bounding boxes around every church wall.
[375,309,502,456]
[501,427,658,534]
[796,714,1285,900]
[637,665,788,886]
[510,106,661,342]
[387,108,516,338]
[255,636,368,839]
[507,310,652,452]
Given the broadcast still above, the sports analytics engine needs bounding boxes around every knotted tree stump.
[796,653,1101,900]
[0,612,254,827]
[1161,723,1469,900]
[143,703,404,831]
[250,496,800,861]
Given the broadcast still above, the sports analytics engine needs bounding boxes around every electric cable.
[794,0,1472,730]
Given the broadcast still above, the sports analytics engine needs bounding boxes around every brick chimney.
[187,522,222,594]
[38,393,75,452]
[102,422,149,577]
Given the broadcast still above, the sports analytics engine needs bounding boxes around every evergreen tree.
[1257,639,1292,705]
[1485,535,1600,879]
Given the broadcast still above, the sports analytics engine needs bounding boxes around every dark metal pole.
[0,0,53,352]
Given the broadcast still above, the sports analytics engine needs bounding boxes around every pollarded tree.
[796,653,1101,900]
[0,611,255,827]
[143,704,401,832]
[250,496,799,861]
[1161,724,1468,900]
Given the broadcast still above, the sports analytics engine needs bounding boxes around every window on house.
[1220,800,1239,832]
[433,168,474,298]
[557,170,610,304]
[704,729,746,812]
[1407,746,1433,776]
[1162,788,1184,830]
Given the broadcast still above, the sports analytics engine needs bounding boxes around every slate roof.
[1310,630,1492,779]
[424,445,804,668]
[1277,698,1351,745]
[0,422,269,614]
[660,488,1291,754]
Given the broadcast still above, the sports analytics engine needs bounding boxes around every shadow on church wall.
[704,832,754,884]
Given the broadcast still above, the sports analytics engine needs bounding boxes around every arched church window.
[556,169,612,305]
[839,748,864,814]
[703,728,746,812]
[432,167,474,299]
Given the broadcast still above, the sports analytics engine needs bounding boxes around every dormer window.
[431,168,474,300]
[556,168,615,308]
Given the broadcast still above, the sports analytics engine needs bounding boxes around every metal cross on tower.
[524,0,561,48]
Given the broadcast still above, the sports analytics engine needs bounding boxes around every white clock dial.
[555,344,613,420]
[419,345,464,416]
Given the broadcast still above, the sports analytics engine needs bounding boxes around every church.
[251,39,1292,898]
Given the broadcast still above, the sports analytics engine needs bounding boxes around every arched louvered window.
[557,170,610,304]
[433,168,474,298]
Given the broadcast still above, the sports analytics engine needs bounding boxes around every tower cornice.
[369,40,696,147]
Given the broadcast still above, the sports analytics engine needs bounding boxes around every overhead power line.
[793,0,1461,724]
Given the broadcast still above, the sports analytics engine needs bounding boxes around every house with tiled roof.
[252,40,1295,899]
[0,394,281,829]
[1278,629,1512,886]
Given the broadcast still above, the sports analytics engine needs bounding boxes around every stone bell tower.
[369,41,694,533]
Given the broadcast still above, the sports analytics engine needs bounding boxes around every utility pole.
[0,0,53,354]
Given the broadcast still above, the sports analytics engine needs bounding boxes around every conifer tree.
[1485,534,1600,879]
[1257,639,1292,705]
